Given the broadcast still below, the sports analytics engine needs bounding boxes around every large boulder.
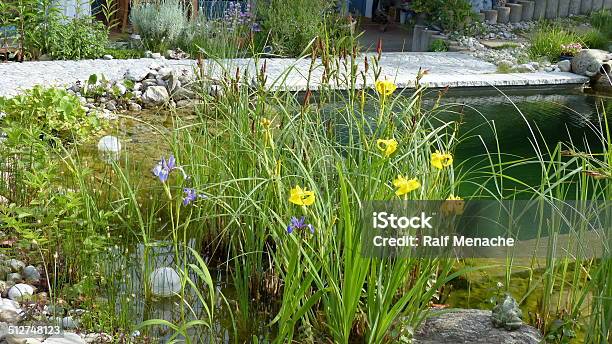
[571,49,612,77]
[414,309,542,344]
[142,86,170,106]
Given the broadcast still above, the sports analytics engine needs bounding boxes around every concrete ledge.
[0,53,589,97]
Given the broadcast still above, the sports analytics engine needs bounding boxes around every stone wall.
[470,0,494,12]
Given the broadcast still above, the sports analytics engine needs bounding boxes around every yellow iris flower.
[431,151,453,169]
[375,79,397,97]
[289,185,315,206]
[441,195,464,215]
[376,138,398,157]
[392,175,420,196]
[260,118,272,128]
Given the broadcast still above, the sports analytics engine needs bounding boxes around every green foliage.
[0,86,102,142]
[529,24,579,62]
[44,19,109,60]
[411,0,476,31]
[579,28,608,50]
[2,0,108,60]
[130,0,188,52]
[590,9,612,39]
[258,0,353,56]
[103,47,143,59]
[429,38,449,52]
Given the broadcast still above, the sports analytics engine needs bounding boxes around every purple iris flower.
[182,187,207,206]
[286,216,315,234]
[152,155,189,182]
[251,22,262,32]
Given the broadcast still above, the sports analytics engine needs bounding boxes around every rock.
[515,63,536,73]
[0,307,21,322]
[144,50,153,58]
[149,267,181,297]
[102,55,113,60]
[41,332,86,344]
[62,316,79,329]
[571,49,612,77]
[497,60,514,70]
[172,86,196,101]
[166,73,180,92]
[7,273,22,283]
[151,53,162,59]
[8,259,25,273]
[557,60,572,72]
[96,109,118,121]
[8,283,34,301]
[105,102,116,111]
[83,333,112,343]
[148,62,162,71]
[125,68,149,82]
[158,67,173,79]
[176,100,196,108]
[0,280,9,296]
[22,266,41,283]
[413,309,542,344]
[492,295,523,330]
[97,136,121,154]
[142,86,169,106]
[97,136,121,162]
[128,103,142,112]
[142,79,158,89]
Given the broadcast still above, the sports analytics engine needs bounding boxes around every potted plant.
[559,42,582,61]
[410,0,430,25]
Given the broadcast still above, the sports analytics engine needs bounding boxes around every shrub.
[0,86,102,143]
[529,24,579,62]
[44,19,108,60]
[429,39,449,52]
[130,0,188,52]
[412,0,476,32]
[257,0,339,56]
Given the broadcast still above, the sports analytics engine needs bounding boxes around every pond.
[86,86,608,342]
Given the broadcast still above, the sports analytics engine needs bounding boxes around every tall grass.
[1,41,610,343]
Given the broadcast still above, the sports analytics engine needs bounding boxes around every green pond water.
[84,87,609,342]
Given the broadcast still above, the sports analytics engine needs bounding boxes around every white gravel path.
[0,52,588,98]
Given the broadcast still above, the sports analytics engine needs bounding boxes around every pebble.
[102,55,113,60]
[8,259,25,273]
[61,316,79,329]
[8,283,34,301]
[7,273,22,283]
[97,136,121,155]
[129,103,142,112]
[557,60,572,72]
[22,265,41,283]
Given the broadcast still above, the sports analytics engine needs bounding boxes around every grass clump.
[529,24,579,62]
[579,28,609,50]
[590,9,612,39]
